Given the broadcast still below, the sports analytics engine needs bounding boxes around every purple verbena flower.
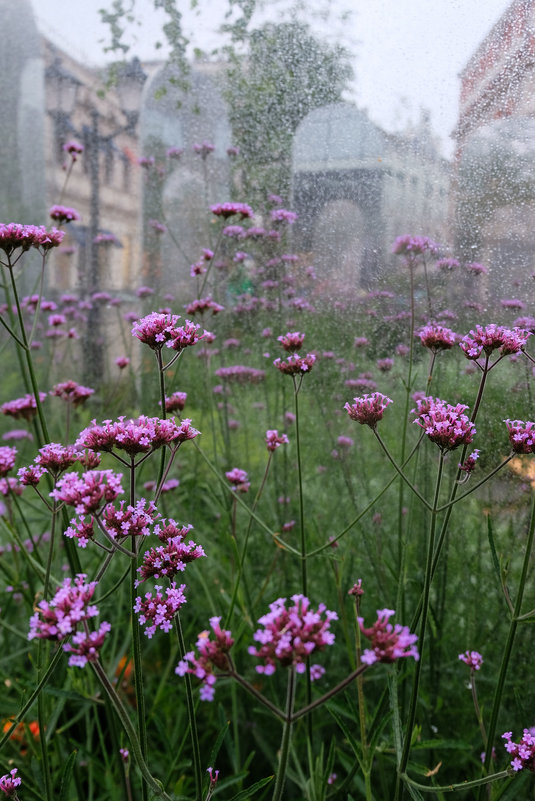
[458,650,483,670]
[248,594,337,676]
[502,729,535,772]
[134,583,187,638]
[358,608,419,664]
[265,430,289,452]
[504,419,535,453]
[344,393,393,428]
[175,617,234,701]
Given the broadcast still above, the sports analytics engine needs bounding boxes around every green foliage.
[224,20,353,200]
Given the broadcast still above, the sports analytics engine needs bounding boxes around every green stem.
[175,614,203,801]
[293,375,307,596]
[397,452,444,790]
[91,659,173,800]
[478,490,535,799]
[373,430,433,510]
[401,770,511,794]
[271,667,296,801]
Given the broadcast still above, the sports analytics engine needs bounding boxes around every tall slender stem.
[271,668,296,801]
[478,490,535,799]
[175,614,203,801]
[397,452,444,794]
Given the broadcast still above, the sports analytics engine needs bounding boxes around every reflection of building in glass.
[43,38,144,298]
[454,0,535,300]
[291,103,449,292]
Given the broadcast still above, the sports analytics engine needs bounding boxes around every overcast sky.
[32,0,514,158]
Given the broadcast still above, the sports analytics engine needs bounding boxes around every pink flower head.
[192,141,215,158]
[163,391,187,413]
[0,768,21,797]
[504,419,535,453]
[271,208,297,224]
[76,415,199,456]
[502,729,535,772]
[344,392,393,428]
[136,285,154,298]
[167,320,207,351]
[51,469,124,515]
[101,498,159,540]
[227,145,240,156]
[166,146,184,159]
[465,261,488,275]
[358,608,419,664]
[120,747,130,762]
[49,204,80,223]
[414,398,476,452]
[458,650,483,670]
[0,446,16,478]
[1,393,46,421]
[459,449,480,473]
[149,219,167,234]
[35,443,81,476]
[131,312,182,349]
[133,583,186,638]
[459,324,531,360]
[278,331,305,352]
[418,323,457,351]
[225,468,250,493]
[138,156,155,169]
[392,235,439,259]
[210,202,253,220]
[63,620,111,667]
[248,594,337,676]
[115,356,130,369]
[436,257,460,271]
[63,139,84,158]
[377,357,394,372]
[273,353,316,375]
[215,365,265,384]
[265,429,289,452]
[354,336,369,348]
[28,574,99,641]
[185,297,224,316]
[51,380,94,407]
[175,616,234,700]
[137,524,205,584]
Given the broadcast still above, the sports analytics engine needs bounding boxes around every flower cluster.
[271,208,297,224]
[76,416,199,456]
[51,470,124,515]
[226,468,250,493]
[344,392,393,428]
[210,202,253,220]
[0,446,17,478]
[277,332,305,352]
[458,650,483,670]
[101,499,158,540]
[49,205,80,223]
[214,365,265,384]
[273,353,316,375]
[175,616,234,701]
[265,430,289,452]
[458,449,480,473]
[184,297,224,316]
[0,223,64,256]
[459,324,531,360]
[63,622,112,668]
[392,235,439,258]
[413,398,476,452]
[418,323,457,351]
[358,609,419,664]
[162,391,187,413]
[51,381,94,407]
[34,443,81,477]
[504,419,535,454]
[0,768,21,797]
[136,521,205,585]
[2,392,47,421]
[133,583,187,638]
[502,729,535,772]
[248,595,337,676]
[132,312,207,352]
[28,575,109,665]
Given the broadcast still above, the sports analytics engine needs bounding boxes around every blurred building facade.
[291,103,450,292]
[454,0,535,300]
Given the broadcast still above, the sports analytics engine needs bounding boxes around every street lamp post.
[46,56,147,384]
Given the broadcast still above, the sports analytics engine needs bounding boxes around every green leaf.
[58,749,77,801]
[228,775,273,800]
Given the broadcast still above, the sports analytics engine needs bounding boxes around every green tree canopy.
[225,20,354,202]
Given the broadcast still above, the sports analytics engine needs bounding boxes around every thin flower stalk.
[271,667,297,801]
[174,614,203,801]
[397,452,445,788]
[478,490,535,799]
